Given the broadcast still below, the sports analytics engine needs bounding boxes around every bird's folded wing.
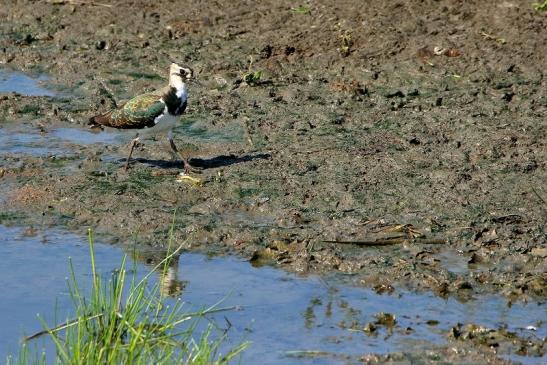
[112,93,165,128]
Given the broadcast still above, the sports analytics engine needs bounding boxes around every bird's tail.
[88,111,112,128]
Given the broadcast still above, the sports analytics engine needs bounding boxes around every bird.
[89,63,194,172]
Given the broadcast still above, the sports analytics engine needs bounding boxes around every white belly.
[140,113,178,139]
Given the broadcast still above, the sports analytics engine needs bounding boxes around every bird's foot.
[179,156,202,174]
[183,161,202,174]
[124,158,137,171]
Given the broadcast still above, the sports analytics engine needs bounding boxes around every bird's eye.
[179,69,186,76]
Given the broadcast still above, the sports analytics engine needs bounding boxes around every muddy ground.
[0,0,546,362]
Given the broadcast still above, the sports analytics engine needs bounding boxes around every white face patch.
[169,73,185,89]
[170,65,192,77]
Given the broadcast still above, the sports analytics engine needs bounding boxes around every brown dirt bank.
[1,0,546,307]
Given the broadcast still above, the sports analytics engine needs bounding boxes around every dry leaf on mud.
[434,46,461,57]
[175,173,202,186]
[417,47,435,65]
[480,31,506,44]
[444,48,461,57]
[375,224,424,238]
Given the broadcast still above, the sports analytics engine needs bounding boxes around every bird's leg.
[125,134,140,170]
[168,131,192,174]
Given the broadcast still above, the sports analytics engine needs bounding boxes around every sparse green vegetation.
[242,56,263,86]
[533,1,547,10]
[242,70,262,85]
[17,104,40,115]
[124,71,163,80]
[0,212,26,224]
[290,5,311,14]
[7,230,248,365]
[339,31,353,57]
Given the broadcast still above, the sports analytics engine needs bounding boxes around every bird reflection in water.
[128,246,188,297]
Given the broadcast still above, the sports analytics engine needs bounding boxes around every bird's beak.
[186,72,196,84]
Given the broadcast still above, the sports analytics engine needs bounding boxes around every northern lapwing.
[89,63,194,172]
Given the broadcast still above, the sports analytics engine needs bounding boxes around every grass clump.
[241,56,263,86]
[242,71,262,85]
[533,1,547,10]
[8,230,248,365]
[290,5,311,14]
[17,104,40,115]
[0,212,26,224]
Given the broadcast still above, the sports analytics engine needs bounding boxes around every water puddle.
[0,128,67,156]
[0,69,120,156]
[0,126,121,157]
[0,70,55,97]
[49,127,121,145]
[0,225,544,364]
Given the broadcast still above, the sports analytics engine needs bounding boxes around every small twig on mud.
[480,31,506,44]
[243,117,254,148]
[293,147,368,155]
[531,186,546,206]
[322,237,446,246]
[48,0,113,7]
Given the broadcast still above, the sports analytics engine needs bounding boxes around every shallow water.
[0,126,121,157]
[0,225,544,364]
[0,128,67,156]
[0,70,55,97]
[50,127,121,145]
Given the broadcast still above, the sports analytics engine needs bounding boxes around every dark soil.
[0,1,546,362]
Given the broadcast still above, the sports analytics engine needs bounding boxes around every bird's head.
[170,63,193,81]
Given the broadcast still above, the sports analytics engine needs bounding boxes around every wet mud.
[0,1,546,362]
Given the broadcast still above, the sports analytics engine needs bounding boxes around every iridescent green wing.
[110,93,165,129]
